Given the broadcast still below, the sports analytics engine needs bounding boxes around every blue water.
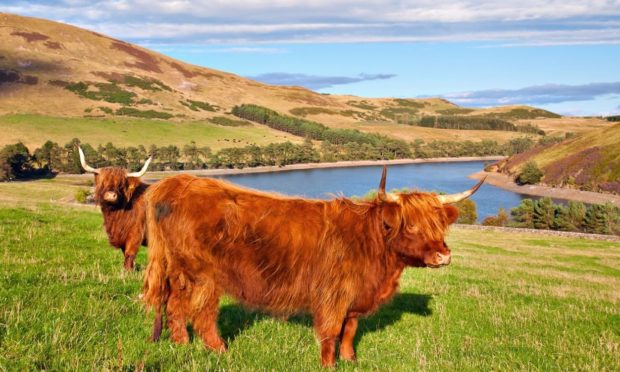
[217,161,531,220]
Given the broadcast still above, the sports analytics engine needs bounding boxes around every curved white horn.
[437,176,486,204]
[78,146,99,174]
[127,156,153,178]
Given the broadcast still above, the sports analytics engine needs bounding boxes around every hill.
[1,12,614,151]
[494,123,620,193]
[0,13,465,123]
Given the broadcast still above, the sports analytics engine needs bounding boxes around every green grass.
[0,114,302,151]
[0,205,618,370]
[114,107,174,119]
[209,116,251,127]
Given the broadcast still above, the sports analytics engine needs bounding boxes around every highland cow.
[143,166,484,367]
[78,146,152,270]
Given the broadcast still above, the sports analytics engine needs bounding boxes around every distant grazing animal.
[78,146,152,270]
[143,166,484,367]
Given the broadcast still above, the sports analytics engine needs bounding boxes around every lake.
[217,161,533,220]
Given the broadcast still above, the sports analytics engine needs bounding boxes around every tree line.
[480,198,620,236]
[1,132,561,181]
[418,115,545,134]
[0,139,323,180]
[232,104,412,153]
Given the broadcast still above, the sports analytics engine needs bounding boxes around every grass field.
[1,205,618,370]
[0,114,301,151]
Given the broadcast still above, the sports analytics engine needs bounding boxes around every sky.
[2,0,620,116]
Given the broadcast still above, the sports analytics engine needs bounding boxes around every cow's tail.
[142,192,169,342]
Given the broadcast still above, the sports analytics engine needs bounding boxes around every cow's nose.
[437,252,451,266]
[103,191,118,202]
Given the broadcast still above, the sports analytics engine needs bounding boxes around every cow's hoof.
[340,351,356,362]
[123,255,136,270]
[206,340,227,353]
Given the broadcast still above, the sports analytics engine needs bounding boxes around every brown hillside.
[0,12,613,144]
[495,123,620,194]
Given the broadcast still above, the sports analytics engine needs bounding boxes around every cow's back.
[146,174,364,314]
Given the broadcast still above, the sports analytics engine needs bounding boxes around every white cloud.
[248,72,397,89]
[440,82,620,107]
[2,0,620,45]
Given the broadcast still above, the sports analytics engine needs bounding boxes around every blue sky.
[3,0,620,115]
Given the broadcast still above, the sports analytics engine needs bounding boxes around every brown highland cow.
[143,166,484,367]
[78,146,152,270]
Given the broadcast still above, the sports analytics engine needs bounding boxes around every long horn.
[127,156,153,178]
[377,165,388,201]
[78,146,99,174]
[437,176,486,204]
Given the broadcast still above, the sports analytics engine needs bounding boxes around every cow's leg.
[151,307,163,342]
[190,281,226,353]
[167,275,190,344]
[338,316,358,362]
[123,235,141,270]
[313,307,347,368]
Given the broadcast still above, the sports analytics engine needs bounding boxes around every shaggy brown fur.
[92,167,149,270]
[143,173,459,367]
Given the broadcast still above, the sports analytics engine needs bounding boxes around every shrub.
[99,106,114,114]
[115,107,174,119]
[65,81,135,105]
[455,199,477,224]
[137,98,154,105]
[482,216,500,226]
[123,76,171,91]
[289,107,337,117]
[481,208,508,226]
[0,142,32,181]
[210,116,250,127]
[180,100,217,112]
[74,189,91,204]
[517,161,543,185]
[436,108,475,115]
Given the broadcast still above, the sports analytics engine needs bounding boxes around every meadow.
[0,114,301,151]
[0,204,618,370]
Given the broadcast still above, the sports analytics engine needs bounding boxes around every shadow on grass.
[212,292,432,345]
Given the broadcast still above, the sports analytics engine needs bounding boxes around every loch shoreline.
[144,156,506,180]
[469,171,620,206]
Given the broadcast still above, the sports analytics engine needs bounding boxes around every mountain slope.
[1,13,568,124]
[3,11,618,156]
[495,123,620,193]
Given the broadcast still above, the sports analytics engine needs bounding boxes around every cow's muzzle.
[103,191,118,203]
[427,252,451,268]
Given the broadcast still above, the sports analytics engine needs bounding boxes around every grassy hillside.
[2,12,614,149]
[497,123,620,193]
[0,114,301,150]
[0,204,618,370]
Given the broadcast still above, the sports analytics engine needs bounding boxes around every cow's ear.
[444,205,459,225]
[381,203,401,231]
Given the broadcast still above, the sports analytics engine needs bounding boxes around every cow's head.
[78,146,152,209]
[376,166,484,268]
